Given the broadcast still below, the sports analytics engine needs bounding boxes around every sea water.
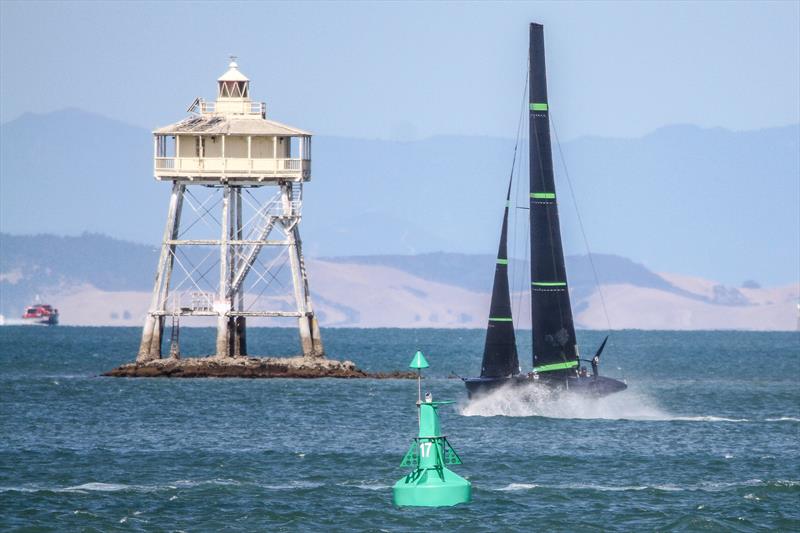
[0,327,798,531]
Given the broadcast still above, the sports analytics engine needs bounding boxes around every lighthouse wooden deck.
[153,113,312,184]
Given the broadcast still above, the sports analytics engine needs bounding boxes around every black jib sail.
[528,23,579,374]
[480,179,519,378]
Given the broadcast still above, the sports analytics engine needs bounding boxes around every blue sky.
[2,1,798,141]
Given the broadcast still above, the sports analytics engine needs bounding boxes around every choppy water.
[1,327,798,531]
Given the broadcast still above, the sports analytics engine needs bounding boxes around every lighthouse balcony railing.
[155,157,310,179]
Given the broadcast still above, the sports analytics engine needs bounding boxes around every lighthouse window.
[219,80,247,98]
[219,81,231,97]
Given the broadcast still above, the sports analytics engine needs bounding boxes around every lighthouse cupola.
[216,57,251,112]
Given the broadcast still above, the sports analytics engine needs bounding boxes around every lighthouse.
[137,58,323,361]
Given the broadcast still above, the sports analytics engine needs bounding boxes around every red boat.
[22,304,59,325]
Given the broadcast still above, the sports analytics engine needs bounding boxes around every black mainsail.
[528,22,578,375]
[479,179,519,378]
[463,22,626,398]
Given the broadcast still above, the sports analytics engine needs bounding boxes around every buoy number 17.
[419,441,433,457]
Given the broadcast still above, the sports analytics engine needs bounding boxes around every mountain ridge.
[1,108,797,285]
[1,233,795,330]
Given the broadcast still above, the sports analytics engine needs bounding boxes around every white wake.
[459,382,671,420]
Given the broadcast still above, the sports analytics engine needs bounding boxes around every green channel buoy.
[392,351,472,507]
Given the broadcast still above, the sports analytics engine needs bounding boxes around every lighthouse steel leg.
[138,182,184,363]
[233,187,247,356]
[215,186,231,357]
[152,184,185,356]
[282,182,323,358]
[294,226,324,357]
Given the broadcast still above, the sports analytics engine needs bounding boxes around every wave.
[496,483,539,491]
[62,482,136,492]
[670,416,749,422]
[458,384,672,420]
[336,480,391,491]
[345,483,391,491]
[489,479,800,493]
[1,478,244,494]
[261,481,324,490]
[458,383,797,422]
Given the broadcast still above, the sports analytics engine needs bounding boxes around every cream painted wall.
[204,136,222,157]
[173,134,292,159]
[225,136,248,158]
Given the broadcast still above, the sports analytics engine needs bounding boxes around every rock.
[103,356,416,379]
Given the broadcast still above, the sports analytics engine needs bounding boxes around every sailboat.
[463,23,627,399]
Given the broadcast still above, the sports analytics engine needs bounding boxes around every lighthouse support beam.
[232,187,247,356]
[138,182,185,363]
[282,182,324,358]
[215,185,232,357]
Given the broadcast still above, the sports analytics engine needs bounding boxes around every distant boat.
[22,304,59,325]
[463,23,626,399]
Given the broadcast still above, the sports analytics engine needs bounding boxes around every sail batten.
[528,23,578,371]
[479,178,519,378]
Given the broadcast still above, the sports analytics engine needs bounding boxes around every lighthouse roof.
[217,59,249,82]
[154,115,311,136]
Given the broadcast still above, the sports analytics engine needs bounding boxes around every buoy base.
[392,467,472,507]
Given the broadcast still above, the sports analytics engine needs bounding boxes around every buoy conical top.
[409,350,429,369]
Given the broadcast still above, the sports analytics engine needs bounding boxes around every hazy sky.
[1,1,798,141]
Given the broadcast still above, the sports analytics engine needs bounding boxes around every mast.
[528,23,579,374]
[479,179,519,378]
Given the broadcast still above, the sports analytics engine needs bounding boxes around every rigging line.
[511,58,529,331]
[513,140,529,333]
[549,115,613,332]
[506,61,530,328]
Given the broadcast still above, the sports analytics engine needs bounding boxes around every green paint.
[534,360,578,373]
[393,355,471,507]
[489,317,513,322]
[496,258,509,265]
[409,350,429,369]
[530,102,549,111]
[531,192,556,199]
[532,281,567,287]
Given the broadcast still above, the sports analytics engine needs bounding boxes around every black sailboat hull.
[463,373,627,399]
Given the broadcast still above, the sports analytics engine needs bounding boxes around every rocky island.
[104,354,415,379]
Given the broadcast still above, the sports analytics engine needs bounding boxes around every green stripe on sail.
[534,360,578,373]
[530,103,549,111]
[496,258,509,265]
[531,192,556,199]
[532,281,567,287]
[489,317,513,322]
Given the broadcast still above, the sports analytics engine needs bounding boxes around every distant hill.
[1,233,795,330]
[1,109,797,286]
